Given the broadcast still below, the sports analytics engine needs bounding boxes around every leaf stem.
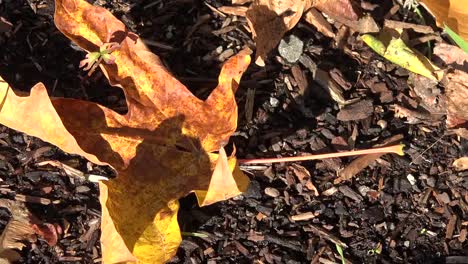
[238,144,404,164]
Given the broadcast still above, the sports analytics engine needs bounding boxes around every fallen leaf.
[335,135,403,183]
[445,25,468,53]
[362,29,442,81]
[246,0,311,66]
[445,70,468,129]
[0,199,36,263]
[433,43,468,71]
[315,0,359,21]
[245,0,359,65]
[232,0,253,4]
[0,0,251,263]
[0,199,59,262]
[420,0,468,41]
[453,157,468,171]
[218,6,248,17]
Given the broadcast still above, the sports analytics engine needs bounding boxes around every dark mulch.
[0,0,467,263]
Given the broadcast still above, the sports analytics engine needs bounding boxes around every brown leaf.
[421,0,468,41]
[445,70,468,127]
[0,0,251,263]
[433,43,468,71]
[453,157,468,171]
[0,199,59,262]
[218,6,249,17]
[246,0,312,65]
[315,0,359,21]
[335,135,403,183]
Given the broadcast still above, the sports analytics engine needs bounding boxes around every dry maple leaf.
[245,0,359,65]
[420,0,468,41]
[0,0,251,262]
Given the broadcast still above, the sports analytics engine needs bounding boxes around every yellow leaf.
[362,31,441,80]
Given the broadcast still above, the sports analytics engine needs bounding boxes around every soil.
[0,0,467,263]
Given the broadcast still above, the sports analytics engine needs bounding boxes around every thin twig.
[238,144,404,164]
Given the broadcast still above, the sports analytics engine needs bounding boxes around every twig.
[238,144,404,164]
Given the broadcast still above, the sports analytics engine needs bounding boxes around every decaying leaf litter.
[0,0,467,263]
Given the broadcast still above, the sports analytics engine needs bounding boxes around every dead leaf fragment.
[0,200,36,263]
[246,0,311,65]
[0,199,59,262]
[315,0,359,21]
[335,135,403,183]
[0,0,251,263]
[421,0,468,41]
[218,6,248,17]
[453,157,468,171]
[433,43,468,67]
[445,70,468,128]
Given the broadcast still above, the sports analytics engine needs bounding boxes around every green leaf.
[335,244,346,264]
[444,25,468,53]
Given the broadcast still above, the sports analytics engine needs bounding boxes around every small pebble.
[358,185,371,196]
[426,177,436,187]
[264,187,280,198]
[76,185,91,193]
[278,35,304,63]
[270,97,279,107]
[377,120,387,129]
[407,174,417,185]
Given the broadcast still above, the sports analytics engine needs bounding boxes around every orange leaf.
[0,0,251,262]
[421,0,468,41]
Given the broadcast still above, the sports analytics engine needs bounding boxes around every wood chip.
[337,99,373,121]
[458,229,467,242]
[291,65,308,95]
[303,8,335,38]
[446,214,458,239]
[291,212,315,221]
[304,225,347,248]
[384,19,434,34]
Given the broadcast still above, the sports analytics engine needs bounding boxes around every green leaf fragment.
[336,244,346,264]
[444,25,468,54]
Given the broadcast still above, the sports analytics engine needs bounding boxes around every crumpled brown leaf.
[0,0,251,262]
[246,0,312,66]
[445,70,468,134]
[246,0,359,65]
[0,199,59,263]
